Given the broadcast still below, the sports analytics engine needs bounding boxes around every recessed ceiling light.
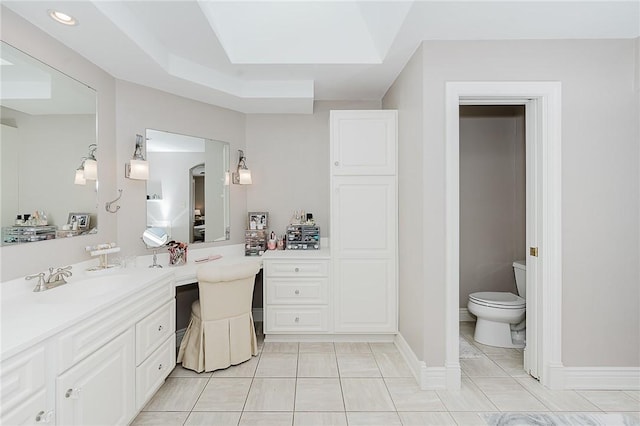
[48,9,77,26]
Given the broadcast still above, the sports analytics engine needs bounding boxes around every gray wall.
[381,47,426,360]
[384,39,639,368]
[459,106,526,307]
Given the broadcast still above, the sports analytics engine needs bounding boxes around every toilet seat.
[469,291,525,309]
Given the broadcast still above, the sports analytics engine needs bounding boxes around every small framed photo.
[248,212,268,230]
[68,213,91,230]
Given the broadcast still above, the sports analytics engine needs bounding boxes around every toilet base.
[474,318,525,349]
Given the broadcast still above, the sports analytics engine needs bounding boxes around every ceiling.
[3,1,639,114]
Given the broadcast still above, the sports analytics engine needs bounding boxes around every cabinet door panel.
[330,110,396,175]
[334,258,396,333]
[0,389,47,426]
[57,329,135,426]
[332,176,396,256]
[1,346,45,414]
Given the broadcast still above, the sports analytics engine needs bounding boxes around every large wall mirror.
[145,129,230,244]
[0,42,98,246]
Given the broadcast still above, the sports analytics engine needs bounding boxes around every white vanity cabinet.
[0,345,51,425]
[0,272,176,426]
[263,251,331,334]
[330,110,398,333]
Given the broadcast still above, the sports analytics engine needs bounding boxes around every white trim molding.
[445,81,563,390]
[395,333,459,390]
[563,368,640,390]
[459,308,475,322]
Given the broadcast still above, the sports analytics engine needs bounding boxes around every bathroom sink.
[32,275,131,304]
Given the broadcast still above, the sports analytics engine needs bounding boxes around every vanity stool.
[177,261,261,373]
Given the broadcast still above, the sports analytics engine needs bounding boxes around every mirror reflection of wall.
[0,42,98,246]
[145,129,230,244]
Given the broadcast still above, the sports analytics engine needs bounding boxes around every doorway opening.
[444,81,563,390]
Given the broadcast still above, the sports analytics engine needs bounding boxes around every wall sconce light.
[74,159,86,185]
[232,150,252,185]
[83,144,98,180]
[125,134,149,180]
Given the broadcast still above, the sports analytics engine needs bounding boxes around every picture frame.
[68,212,91,230]
[248,212,268,230]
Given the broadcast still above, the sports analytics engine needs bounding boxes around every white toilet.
[467,261,526,348]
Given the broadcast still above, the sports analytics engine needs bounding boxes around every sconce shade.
[127,159,149,180]
[74,168,86,185]
[194,209,202,217]
[126,134,149,180]
[83,158,97,180]
[238,168,252,185]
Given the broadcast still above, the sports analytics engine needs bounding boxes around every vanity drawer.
[266,260,329,277]
[135,335,175,410]
[267,278,329,304]
[0,346,46,414]
[265,306,329,333]
[135,301,175,366]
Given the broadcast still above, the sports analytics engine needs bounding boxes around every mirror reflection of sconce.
[125,134,149,180]
[74,144,98,185]
[232,149,252,185]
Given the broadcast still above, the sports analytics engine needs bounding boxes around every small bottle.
[15,215,23,225]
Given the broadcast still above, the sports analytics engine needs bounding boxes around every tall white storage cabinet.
[330,110,398,333]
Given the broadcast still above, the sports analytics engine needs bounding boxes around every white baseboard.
[253,308,263,322]
[265,334,395,343]
[459,308,475,322]
[394,333,460,390]
[562,367,640,390]
[175,328,186,348]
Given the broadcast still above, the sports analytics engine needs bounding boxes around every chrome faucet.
[26,266,72,292]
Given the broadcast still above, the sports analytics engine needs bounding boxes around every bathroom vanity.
[0,268,176,425]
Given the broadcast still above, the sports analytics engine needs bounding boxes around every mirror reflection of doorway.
[191,164,205,243]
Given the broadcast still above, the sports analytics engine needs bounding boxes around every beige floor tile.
[131,411,189,425]
[474,341,522,358]
[192,378,252,411]
[297,353,338,377]
[334,342,371,354]
[143,377,209,411]
[346,412,402,426]
[449,411,493,425]
[239,411,293,426]
[295,378,345,411]
[515,377,600,412]
[245,378,296,411]
[369,342,399,353]
[398,412,457,426]
[185,411,242,426]
[256,353,298,377]
[460,322,476,340]
[460,356,509,377]
[169,364,213,378]
[293,412,347,426]
[211,356,259,377]
[578,391,640,411]
[263,342,299,353]
[373,352,413,377]
[384,378,446,411]
[298,342,335,353]
[471,377,548,411]
[341,378,395,411]
[492,355,528,377]
[436,377,497,412]
[336,353,381,377]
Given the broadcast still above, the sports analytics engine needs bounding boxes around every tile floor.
[132,323,640,425]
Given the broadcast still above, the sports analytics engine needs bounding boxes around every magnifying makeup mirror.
[142,227,169,268]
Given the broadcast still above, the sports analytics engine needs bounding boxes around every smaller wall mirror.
[145,129,230,244]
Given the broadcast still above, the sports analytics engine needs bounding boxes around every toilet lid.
[469,291,525,308]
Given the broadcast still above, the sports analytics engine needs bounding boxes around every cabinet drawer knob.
[294,289,300,295]
[334,161,339,166]
[158,325,163,332]
[35,410,53,423]
[35,411,45,422]
[158,363,163,370]
[294,267,299,272]
[65,388,81,399]
[294,317,300,323]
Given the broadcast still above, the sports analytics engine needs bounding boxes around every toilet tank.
[513,260,526,299]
